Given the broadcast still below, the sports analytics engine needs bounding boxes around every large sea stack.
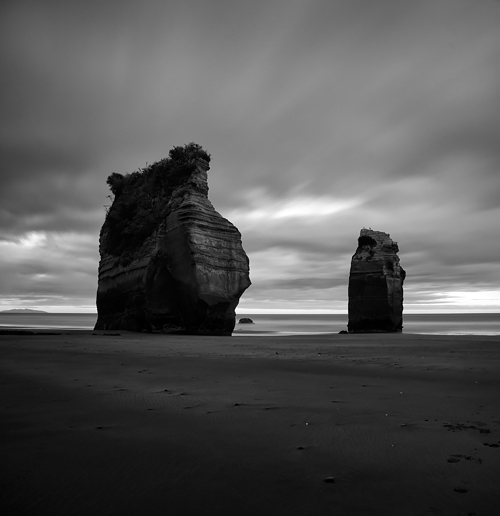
[348,229,405,333]
[94,143,251,335]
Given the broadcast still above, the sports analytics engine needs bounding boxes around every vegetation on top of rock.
[358,235,377,248]
[101,142,210,259]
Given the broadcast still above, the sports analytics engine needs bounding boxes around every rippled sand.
[1,331,499,515]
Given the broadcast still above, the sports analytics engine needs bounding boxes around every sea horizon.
[1,312,499,336]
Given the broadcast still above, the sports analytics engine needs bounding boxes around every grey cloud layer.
[1,0,499,310]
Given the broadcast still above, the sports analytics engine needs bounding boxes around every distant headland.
[0,309,48,314]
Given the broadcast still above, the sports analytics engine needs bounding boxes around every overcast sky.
[1,0,499,314]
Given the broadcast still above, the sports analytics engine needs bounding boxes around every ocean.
[0,312,499,336]
[233,313,500,336]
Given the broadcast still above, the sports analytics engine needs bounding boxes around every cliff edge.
[348,229,405,332]
[94,143,251,335]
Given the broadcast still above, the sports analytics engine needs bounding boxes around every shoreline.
[2,329,500,338]
[1,331,499,515]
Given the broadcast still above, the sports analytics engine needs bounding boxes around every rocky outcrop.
[94,143,251,335]
[348,229,405,333]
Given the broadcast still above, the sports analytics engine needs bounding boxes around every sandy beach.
[1,331,499,516]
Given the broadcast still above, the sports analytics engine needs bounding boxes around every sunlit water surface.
[1,312,499,336]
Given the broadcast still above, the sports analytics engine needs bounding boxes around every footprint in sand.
[447,454,482,464]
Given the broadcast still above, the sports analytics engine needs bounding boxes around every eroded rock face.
[348,229,405,333]
[94,144,251,335]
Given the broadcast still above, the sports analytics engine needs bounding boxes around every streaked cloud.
[1,0,499,312]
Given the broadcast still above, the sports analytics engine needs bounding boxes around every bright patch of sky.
[1,0,499,313]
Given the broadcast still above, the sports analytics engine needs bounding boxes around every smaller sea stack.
[348,229,405,333]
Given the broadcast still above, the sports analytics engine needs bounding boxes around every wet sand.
[1,331,499,515]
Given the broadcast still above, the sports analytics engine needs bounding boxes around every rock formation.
[348,229,405,332]
[94,143,251,335]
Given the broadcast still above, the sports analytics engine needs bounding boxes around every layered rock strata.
[348,229,405,333]
[94,144,251,335]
